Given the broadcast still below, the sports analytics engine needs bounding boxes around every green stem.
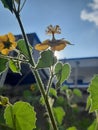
[0,54,28,63]
[95,111,98,130]
[14,11,58,130]
[46,67,54,95]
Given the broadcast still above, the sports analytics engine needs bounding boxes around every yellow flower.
[0,33,17,55]
[35,25,72,51]
[0,43,4,51]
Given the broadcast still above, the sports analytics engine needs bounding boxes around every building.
[0,33,98,89]
[60,57,98,88]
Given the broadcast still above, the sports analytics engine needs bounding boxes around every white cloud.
[89,0,98,10]
[80,0,98,26]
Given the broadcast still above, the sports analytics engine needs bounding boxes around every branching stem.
[13,11,58,130]
[46,67,54,95]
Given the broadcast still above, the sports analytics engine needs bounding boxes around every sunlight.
[54,51,61,59]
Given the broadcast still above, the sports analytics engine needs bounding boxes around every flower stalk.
[13,10,58,130]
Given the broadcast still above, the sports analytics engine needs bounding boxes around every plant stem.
[95,111,98,130]
[14,11,58,130]
[0,54,28,63]
[46,67,54,95]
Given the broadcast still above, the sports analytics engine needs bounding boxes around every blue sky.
[0,0,98,59]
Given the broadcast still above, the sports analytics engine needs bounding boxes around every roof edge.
[60,56,98,61]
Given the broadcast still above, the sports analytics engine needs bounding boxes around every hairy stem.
[0,54,28,63]
[14,11,58,130]
[46,67,54,95]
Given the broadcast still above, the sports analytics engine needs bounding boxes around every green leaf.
[86,95,91,111]
[55,62,62,76]
[55,62,62,87]
[73,88,82,97]
[87,75,98,112]
[55,62,71,85]
[60,85,68,92]
[53,107,65,125]
[0,123,13,130]
[55,96,65,106]
[9,60,21,73]
[49,88,57,98]
[0,57,8,74]
[60,63,71,83]
[4,101,36,130]
[66,89,73,98]
[87,120,96,130]
[17,39,32,59]
[39,96,45,106]
[66,126,77,130]
[23,90,34,102]
[1,0,13,12]
[58,125,66,130]
[36,50,57,69]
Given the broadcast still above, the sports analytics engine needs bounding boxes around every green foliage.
[39,96,45,106]
[73,88,82,98]
[9,59,21,73]
[86,95,91,111]
[55,96,65,107]
[53,107,65,125]
[23,90,33,102]
[0,123,13,130]
[66,126,77,130]
[17,39,32,59]
[0,57,8,74]
[60,85,68,91]
[55,62,71,86]
[87,120,96,130]
[36,50,57,69]
[87,75,98,112]
[87,120,98,130]
[49,88,57,98]
[1,0,97,129]
[4,101,36,130]
[0,0,13,12]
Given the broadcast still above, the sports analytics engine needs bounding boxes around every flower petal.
[51,43,66,51]
[35,44,49,51]
[8,33,15,42]
[11,42,17,48]
[1,48,9,55]
[42,40,50,44]
[0,35,8,42]
[35,40,50,51]
[0,43,4,51]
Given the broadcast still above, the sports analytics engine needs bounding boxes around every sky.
[0,0,98,59]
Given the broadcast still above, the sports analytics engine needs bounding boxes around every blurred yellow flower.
[0,33,17,55]
[0,96,9,106]
[35,25,72,51]
[30,84,35,91]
